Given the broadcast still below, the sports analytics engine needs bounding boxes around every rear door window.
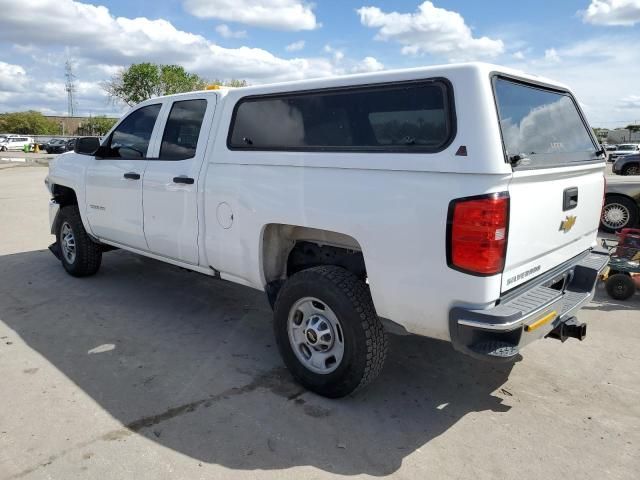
[493,77,598,168]
[228,81,453,152]
[159,99,208,160]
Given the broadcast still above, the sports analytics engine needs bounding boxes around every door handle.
[563,187,578,211]
[123,172,140,180]
[173,176,194,185]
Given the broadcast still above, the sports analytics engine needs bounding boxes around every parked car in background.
[601,177,640,232]
[44,139,63,151]
[0,136,33,151]
[46,138,76,154]
[605,144,618,152]
[613,154,640,176]
[608,144,640,162]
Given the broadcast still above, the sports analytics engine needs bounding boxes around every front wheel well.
[52,184,78,208]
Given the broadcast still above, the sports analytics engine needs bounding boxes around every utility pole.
[64,60,77,117]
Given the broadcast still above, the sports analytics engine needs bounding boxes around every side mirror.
[74,137,101,155]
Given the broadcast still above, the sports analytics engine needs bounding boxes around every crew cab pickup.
[46,63,608,397]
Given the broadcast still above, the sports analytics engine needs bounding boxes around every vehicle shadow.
[0,249,514,476]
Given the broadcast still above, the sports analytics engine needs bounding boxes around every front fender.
[47,153,94,237]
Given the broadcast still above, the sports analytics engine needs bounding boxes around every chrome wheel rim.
[602,203,630,230]
[287,297,344,374]
[625,165,640,175]
[60,222,76,264]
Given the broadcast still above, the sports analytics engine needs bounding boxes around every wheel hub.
[287,297,344,375]
[60,222,76,263]
[303,314,334,350]
[603,204,629,229]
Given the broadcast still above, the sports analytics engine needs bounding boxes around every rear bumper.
[449,249,609,362]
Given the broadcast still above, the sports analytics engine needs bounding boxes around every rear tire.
[601,195,638,233]
[606,273,635,301]
[273,265,387,398]
[56,205,102,277]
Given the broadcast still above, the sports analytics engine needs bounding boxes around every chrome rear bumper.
[449,249,609,361]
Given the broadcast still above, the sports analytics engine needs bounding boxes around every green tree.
[160,64,207,95]
[625,124,640,133]
[103,63,210,106]
[79,116,117,135]
[0,111,59,135]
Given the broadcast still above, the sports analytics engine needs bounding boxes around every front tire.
[274,266,387,398]
[601,195,639,233]
[606,273,635,301]
[56,206,102,277]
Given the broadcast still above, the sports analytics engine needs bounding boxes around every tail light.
[446,192,510,276]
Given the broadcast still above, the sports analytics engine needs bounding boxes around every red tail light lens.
[447,193,510,276]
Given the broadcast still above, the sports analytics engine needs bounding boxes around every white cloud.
[351,56,384,73]
[544,48,561,63]
[0,72,118,117]
[0,0,346,115]
[512,50,525,60]
[508,36,640,127]
[357,1,504,60]
[0,0,337,84]
[183,0,318,31]
[581,0,640,26]
[618,95,640,109]
[215,24,247,39]
[323,45,345,62]
[285,40,305,52]
[0,62,28,92]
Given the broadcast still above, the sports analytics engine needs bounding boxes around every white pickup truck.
[46,63,608,397]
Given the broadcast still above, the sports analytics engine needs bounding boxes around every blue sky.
[1,0,639,128]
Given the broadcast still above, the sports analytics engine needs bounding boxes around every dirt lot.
[0,166,638,480]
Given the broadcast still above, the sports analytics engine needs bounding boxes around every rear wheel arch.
[261,224,367,307]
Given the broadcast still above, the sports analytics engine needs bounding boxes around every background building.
[607,128,640,144]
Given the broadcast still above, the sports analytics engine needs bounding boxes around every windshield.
[494,77,598,168]
[618,145,636,151]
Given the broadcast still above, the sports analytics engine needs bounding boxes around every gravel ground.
[0,166,638,480]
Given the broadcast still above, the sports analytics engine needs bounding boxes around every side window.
[104,104,161,159]
[228,81,452,152]
[159,99,207,160]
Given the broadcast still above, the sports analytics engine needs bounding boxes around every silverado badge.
[559,215,577,233]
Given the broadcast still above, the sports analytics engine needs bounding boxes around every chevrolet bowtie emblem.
[559,215,577,233]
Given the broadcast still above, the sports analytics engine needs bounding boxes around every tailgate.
[503,165,604,291]
[493,75,605,292]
